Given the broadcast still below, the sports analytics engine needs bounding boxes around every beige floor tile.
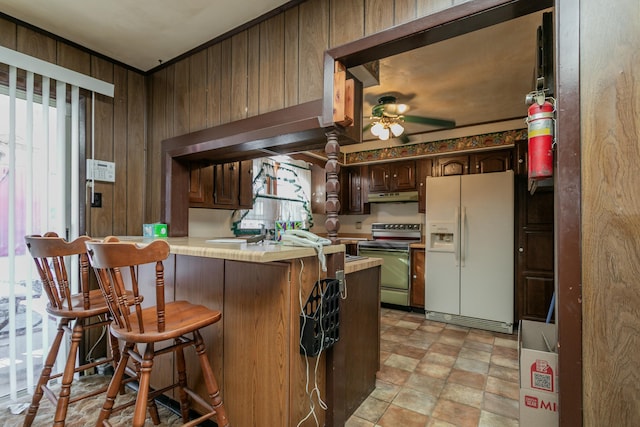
[486,376,520,400]
[384,353,421,372]
[392,387,438,416]
[353,395,390,423]
[440,382,485,408]
[377,404,430,427]
[482,392,520,420]
[370,380,401,402]
[432,398,481,427]
[348,309,521,427]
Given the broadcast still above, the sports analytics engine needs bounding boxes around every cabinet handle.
[518,247,524,253]
[413,275,417,279]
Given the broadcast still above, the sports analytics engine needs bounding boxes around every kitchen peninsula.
[118,237,382,426]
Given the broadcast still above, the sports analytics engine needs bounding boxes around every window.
[0,46,113,399]
[233,157,313,236]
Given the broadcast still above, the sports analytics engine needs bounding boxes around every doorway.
[320,0,581,424]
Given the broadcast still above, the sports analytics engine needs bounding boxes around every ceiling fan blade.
[403,115,456,128]
[398,134,411,144]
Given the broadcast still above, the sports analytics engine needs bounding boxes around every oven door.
[357,246,410,306]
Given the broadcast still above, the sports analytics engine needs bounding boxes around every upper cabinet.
[188,162,214,206]
[310,164,327,214]
[470,150,513,174]
[433,149,513,176]
[341,165,370,215]
[368,160,416,192]
[434,155,469,176]
[188,160,253,209]
[416,159,433,214]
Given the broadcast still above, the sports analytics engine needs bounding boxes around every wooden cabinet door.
[391,160,416,190]
[434,155,469,176]
[416,159,432,213]
[515,141,554,322]
[214,162,239,206]
[310,163,326,214]
[238,160,254,209]
[470,149,513,174]
[410,248,425,309]
[188,162,214,206]
[341,165,370,215]
[368,164,390,192]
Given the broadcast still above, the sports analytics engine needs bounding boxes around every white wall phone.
[281,230,331,271]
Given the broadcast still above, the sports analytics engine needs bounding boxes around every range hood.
[366,191,419,203]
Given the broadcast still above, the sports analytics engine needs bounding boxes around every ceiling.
[358,10,548,150]
[0,0,291,72]
[1,1,548,151]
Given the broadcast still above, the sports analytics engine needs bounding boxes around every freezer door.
[459,171,514,323]
[425,175,461,315]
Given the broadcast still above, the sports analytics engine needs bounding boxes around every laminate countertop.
[114,236,345,262]
[113,236,382,272]
[344,256,383,274]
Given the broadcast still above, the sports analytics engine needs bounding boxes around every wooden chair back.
[24,232,92,311]
[85,236,170,334]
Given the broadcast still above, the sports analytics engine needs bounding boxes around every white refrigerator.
[425,170,514,333]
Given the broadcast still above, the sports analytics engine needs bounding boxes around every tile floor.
[346,308,520,427]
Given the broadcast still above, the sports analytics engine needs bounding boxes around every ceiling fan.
[364,95,456,143]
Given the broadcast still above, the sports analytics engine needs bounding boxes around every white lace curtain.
[232,157,313,233]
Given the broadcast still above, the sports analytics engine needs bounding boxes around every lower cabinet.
[142,251,378,427]
[410,247,425,309]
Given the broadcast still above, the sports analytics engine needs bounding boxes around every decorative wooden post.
[324,130,341,242]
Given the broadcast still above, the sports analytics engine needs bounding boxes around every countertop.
[344,256,383,274]
[114,236,346,263]
[113,236,383,272]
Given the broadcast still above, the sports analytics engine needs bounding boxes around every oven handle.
[358,247,410,255]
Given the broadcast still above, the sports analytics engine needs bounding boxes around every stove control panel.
[371,223,422,232]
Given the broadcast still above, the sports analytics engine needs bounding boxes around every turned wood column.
[324,130,340,242]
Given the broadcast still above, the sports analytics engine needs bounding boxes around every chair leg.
[193,330,229,427]
[107,330,127,396]
[132,344,155,427]
[174,339,190,422]
[96,342,133,427]
[147,397,161,426]
[23,318,68,427]
[52,320,84,426]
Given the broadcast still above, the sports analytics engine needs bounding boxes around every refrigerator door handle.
[454,207,460,266]
[461,206,467,267]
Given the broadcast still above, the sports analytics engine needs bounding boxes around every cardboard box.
[519,320,558,392]
[520,388,558,427]
[143,223,167,238]
[519,320,558,427]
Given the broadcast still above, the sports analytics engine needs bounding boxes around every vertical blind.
[0,45,113,400]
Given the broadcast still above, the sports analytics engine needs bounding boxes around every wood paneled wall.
[6,0,640,424]
[0,16,146,239]
[581,0,640,424]
[145,0,470,218]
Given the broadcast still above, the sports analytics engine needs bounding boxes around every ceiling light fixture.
[369,116,404,141]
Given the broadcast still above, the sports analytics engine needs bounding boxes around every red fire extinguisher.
[526,96,555,181]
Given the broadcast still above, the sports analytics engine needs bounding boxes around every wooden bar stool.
[23,232,122,427]
[85,236,229,427]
